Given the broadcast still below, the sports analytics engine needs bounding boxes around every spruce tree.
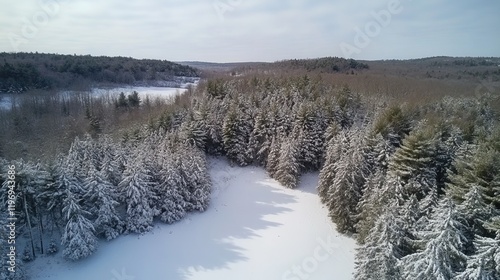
[354,203,405,280]
[401,199,468,279]
[455,236,500,280]
[83,169,124,240]
[266,137,281,178]
[61,189,98,261]
[119,159,156,234]
[274,136,301,189]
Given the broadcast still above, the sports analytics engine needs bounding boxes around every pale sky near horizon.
[0,0,499,62]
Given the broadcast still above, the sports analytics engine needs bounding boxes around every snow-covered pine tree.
[355,169,387,242]
[248,109,271,166]
[325,127,368,233]
[266,137,281,178]
[459,185,493,236]
[222,102,252,166]
[293,103,325,171]
[372,104,412,148]
[150,149,189,224]
[118,157,156,234]
[388,123,437,193]
[61,188,98,260]
[354,201,405,280]
[83,169,124,240]
[317,134,343,204]
[179,109,208,151]
[274,136,301,189]
[446,143,500,211]
[3,159,50,259]
[455,235,500,280]
[175,144,211,212]
[98,136,122,186]
[401,198,469,280]
[445,143,478,203]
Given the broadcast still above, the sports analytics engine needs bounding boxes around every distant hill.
[179,57,369,76]
[0,52,199,93]
[361,56,500,81]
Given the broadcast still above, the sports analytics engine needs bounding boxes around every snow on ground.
[90,86,184,101]
[26,158,356,280]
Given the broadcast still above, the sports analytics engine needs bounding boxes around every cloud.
[0,0,499,61]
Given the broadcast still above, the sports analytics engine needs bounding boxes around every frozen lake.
[0,79,199,111]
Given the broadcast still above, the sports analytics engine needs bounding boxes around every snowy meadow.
[26,158,356,280]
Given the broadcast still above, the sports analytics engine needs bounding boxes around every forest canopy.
[0,52,199,93]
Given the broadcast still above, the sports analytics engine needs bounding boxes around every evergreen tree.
[176,145,211,212]
[402,199,468,279]
[455,236,500,280]
[446,144,500,209]
[119,159,156,234]
[154,158,187,224]
[248,109,271,166]
[356,170,387,242]
[354,204,405,280]
[317,130,344,203]
[61,189,98,260]
[83,169,123,240]
[326,128,368,233]
[274,136,301,188]
[266,137,281,178]
[222,102,253,166]
[459,185,492,236]
[388,123,437,191]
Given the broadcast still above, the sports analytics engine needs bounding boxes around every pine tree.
[455,236,500,280]
[266,137,280,178]
[274,136,301,189]
[326,128,368,233]
[175,145,211,212]
[293,103,325,170]
[61,189,98,260]
[0,210,27,279]
[388,124,437,195]
[83,169,123,240]
[247,109,270,165]
[154,159,187,224]
[354,203,405,280]
[98,136,122,186]
[317,131,344,203]
[446,144,500,208]
[356,170,387,242]
[222,102,252,166]
[459,185,492,236]
[446,144,478,202]
[401,199,468,280]
[119,159,156,234]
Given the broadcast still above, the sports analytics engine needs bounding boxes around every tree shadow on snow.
[69,160,299,280]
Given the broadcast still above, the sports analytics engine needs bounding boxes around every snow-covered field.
[0,79,198,111]
[89,82,196,101]
[26,158,356,280]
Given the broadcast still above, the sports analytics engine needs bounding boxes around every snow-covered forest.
[1,73,500,279]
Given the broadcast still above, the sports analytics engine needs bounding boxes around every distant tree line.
[0,52,199,93]
[271,57,369,73]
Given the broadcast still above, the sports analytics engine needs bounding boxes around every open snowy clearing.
[26,158,356,280]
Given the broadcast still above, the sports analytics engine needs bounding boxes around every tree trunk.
[23,188,36,258]
[38,207,44,254]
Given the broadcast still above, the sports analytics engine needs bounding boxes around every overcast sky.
[1,0,499,62]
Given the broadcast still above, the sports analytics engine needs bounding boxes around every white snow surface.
[90,86,185,100]
[26,158,356,280]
